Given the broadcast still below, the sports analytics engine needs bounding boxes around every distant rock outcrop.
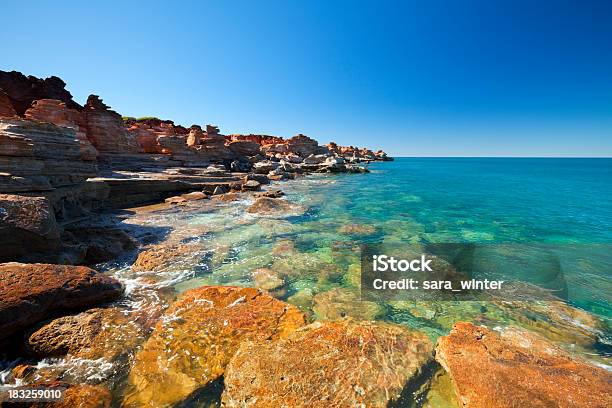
[84,95,140,153]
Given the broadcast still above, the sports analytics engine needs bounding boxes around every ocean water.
[3,158,610,405]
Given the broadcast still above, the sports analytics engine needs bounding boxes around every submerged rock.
[337,223,377,235]
[131,243,200,272]
[435,322,612,408]
[313,287,386,321]
[246,197,305,216]
[251,267,285,290]
[0,263,123,340]
[123,286,306,408]
[222,319,433,407]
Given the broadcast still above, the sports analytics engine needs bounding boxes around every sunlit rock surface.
[123,286,306,408]
[436,322,612,408]
[222,319,433,407]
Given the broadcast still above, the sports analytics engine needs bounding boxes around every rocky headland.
[0,71,610,407]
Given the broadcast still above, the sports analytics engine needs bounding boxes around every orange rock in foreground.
[435,322,612,408]
[123,286,306,408]
[222,319,433,407]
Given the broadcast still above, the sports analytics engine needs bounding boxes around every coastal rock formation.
[435,322,612,408]
[0,263,123,340]
[246,197,306,216]
[124,117,188,154]
[0,70,81,115]
[0,194,60,261]
[123,286,306,408]
[24,99,98,160]
[27,307,141,361]
[84,95,140,153]
[0,119,98,190]
[222,319,433,407]
[0,90,18,118]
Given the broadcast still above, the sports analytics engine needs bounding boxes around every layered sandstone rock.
[84,95,140,153]
[25,98,98,160]
[435,322,612,408]
[123,286,306,408]
[131,243,200,271]
[0,119,98,190]
[124,117,188,153]
[228,133,284,145]
[222,319,433,407]
[0,263,123,340]
[0,194,60,260]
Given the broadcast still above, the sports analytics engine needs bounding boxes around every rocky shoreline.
[1,71,611,407]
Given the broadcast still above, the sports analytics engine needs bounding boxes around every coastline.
[1,71,611,407]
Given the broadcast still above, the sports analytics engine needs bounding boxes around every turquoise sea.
[3,158,610,405]
[151,157,611,357]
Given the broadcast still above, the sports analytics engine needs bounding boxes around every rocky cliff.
[0,69,392,262]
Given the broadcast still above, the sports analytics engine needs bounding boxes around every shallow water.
[2,158,611,405]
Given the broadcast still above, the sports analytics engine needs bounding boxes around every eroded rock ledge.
[0,69,392,264]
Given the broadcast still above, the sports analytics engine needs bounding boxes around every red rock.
[0,89,17,118]
[25,99,98,160]
[227,140,261,156]
[0,194,60,261]
[27,307,142,360]
[0,263,124,340]
[0,70,81,116]
[123,286,306,408]
[228,133,284,145]
[222,319,433,407]
[0,120,99,189]
[186,124,203,146]
[246,197,305,216]
[435,322,612,408]
[84,95,140,153]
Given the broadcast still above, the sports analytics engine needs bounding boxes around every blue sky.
[2,0,611,156]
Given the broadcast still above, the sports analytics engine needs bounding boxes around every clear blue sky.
[2,0,611,156]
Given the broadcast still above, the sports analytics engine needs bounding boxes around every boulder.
[123,286,306,408]
[285,134,328,156]
[0,263,123,340]
[27,307,141,361]
[244,173,270,185]
[254,189,284,198]
[230,159,252,172]
[246,197,305,216]
[61,226,136,265]
[435,322,612,408]
[132,243,197,272]
[222,319,433,407]
[242,180,261,191]
[0,194,60,261]
[213,185,230,195]
[303,154,327,164]
[252,160,279,174]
